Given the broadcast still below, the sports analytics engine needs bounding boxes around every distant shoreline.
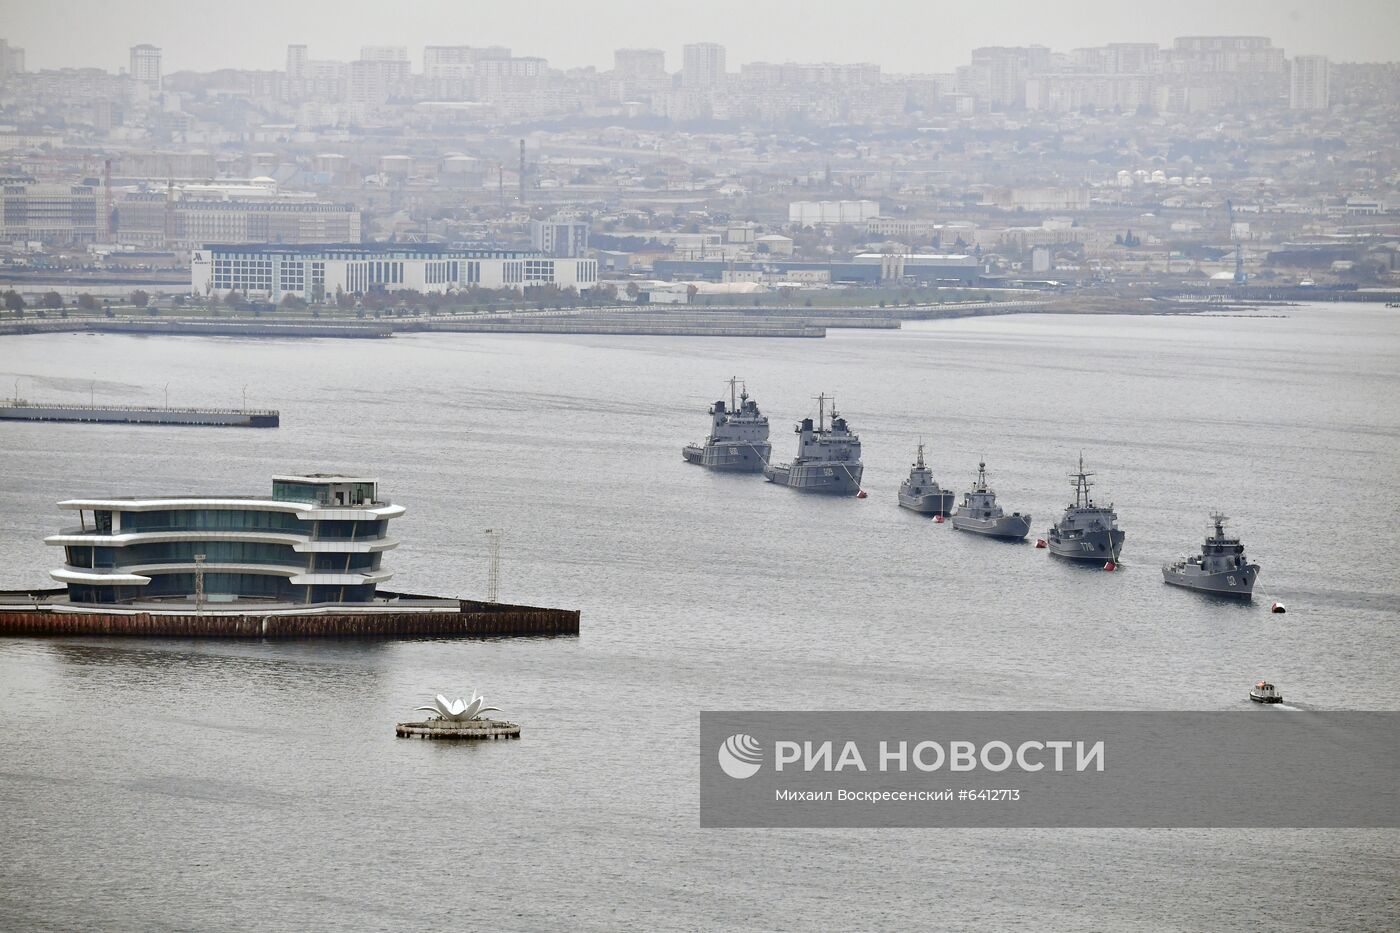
[0,295,1382,342]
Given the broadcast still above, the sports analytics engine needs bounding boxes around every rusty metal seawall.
[0,600,579,638]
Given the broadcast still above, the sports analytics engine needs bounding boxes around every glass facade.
[54,477,398,607]
[122,508,312,534]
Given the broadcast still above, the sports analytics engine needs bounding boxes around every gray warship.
[897,443,955,515]
[1044,455,1125,562]
[763,394,864,496]
[951,461,1032,540]
[1162,513,1260,598]
[682,377,771,472]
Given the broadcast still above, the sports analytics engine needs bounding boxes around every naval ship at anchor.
[897,443,954,515]
[1044,455,1125,562]
[763,394,864,495]
[1163,513,1260,597]
[682,377,771,472]
[950,461,1032,540]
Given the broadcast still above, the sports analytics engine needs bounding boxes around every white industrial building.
[192,244,598,301]
[788,200,881,225]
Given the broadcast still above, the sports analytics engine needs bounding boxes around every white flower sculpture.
[415,691,501,722]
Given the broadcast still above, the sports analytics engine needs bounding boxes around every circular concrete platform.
[395,718,521,740]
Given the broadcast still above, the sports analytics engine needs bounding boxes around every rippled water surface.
[2,305,1398,930]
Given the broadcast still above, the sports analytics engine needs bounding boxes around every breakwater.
[419,318,826,338]
[1,401,279,427]
[0,318,392,338]
[0,597,579,638]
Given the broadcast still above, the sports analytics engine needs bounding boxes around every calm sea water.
[2,305,1398,931]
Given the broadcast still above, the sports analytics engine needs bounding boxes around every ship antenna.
[1071,451,1095,507]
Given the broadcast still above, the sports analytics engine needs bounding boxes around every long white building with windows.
[191,243,598,301]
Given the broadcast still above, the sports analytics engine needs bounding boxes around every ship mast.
[1070,452,1095,508]
[814,393,827,432]
[915,441,926,469]
[728,376,739,411]
[976,459,988,491]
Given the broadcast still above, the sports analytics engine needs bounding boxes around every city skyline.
[5,0,1398,75]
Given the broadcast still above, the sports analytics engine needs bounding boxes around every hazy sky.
[4,0,1396,73]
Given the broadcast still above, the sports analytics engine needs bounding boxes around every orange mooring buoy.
[1271,601,1286,614]
[855,490,868,499]
[1035,539,1047,549]
[1103,560,1117,572]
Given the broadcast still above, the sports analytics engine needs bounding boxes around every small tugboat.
[951,461,1032,540]
[763,393,863,496]
[1249,681,1283,704]
[1162,513,1260,598]
[897,443,954,515]
[1044,455,1125,563]
[682,377,771,472]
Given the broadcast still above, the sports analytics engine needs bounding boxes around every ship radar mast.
[727,376,741,412]
[1070,452,1096,508]
[1210,511,1230,540]
[915,441,926,469]
[975,459,989,491]
[813,393,829,432]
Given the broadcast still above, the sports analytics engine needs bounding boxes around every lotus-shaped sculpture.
[415,691,501,722]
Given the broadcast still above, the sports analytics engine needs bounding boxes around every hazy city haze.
[4,0,1398,72]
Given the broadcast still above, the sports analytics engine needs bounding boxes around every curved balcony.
[50,567,153,586]
[45,529,398,552]
[288,570,394,586]
[51,562,393,589]
[57,497,406,522]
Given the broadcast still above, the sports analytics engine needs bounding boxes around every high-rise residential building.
[959,46,1049,109]
[683,42,726,88]
[348,46,411,105]
[286,44,308,80]
[1170,36,1285,73]
[129,44,161,87]
[615,48,666,79]
[359,46,408,63]
[1290,55,1330,110]
[424,46,471,75]
[425,45,510,71]
[531,217,590,258]
[0,39,25,77]
[613,48,667,99]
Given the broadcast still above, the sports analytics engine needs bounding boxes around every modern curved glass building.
[45,474,404,607]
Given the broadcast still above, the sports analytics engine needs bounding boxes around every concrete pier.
[1,401,279,427]
[0,593,580,638]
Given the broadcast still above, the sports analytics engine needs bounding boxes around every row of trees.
[3,290,152,317]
